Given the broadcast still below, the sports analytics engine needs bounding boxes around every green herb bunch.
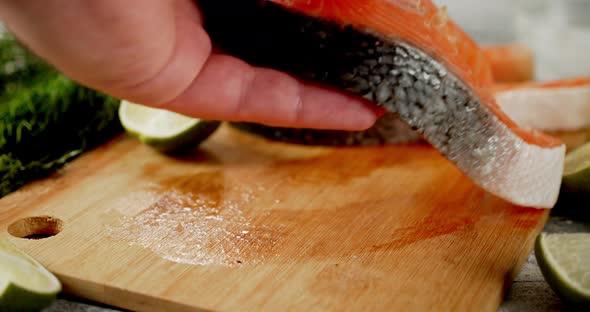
[0,36,122,197]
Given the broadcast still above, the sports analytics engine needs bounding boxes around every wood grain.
[0,124,549,311]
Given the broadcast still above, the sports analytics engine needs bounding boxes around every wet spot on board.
[106,184,283,266]
[106,141,545,268]
[104,171,544,268]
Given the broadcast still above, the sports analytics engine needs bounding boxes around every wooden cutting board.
[0,124,549,311]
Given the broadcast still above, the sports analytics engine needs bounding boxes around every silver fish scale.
[231,113,421,146]
[331,33,516,178]
[198,0,525,178]
[198,0,563,207]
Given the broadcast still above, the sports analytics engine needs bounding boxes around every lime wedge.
[535,233,590,308]
[118,100,221,152]
[562,142,590,194]
[0,238,61,311]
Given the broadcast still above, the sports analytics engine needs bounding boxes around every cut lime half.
[119,100,221,152]
[562,142,590,194]
[0,238,61,311]
[535,233,590,308]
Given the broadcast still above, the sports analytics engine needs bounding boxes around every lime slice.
[118,100,221,152]
[0,238,61,311]
[562,142,590,194]
[535,233,590,308]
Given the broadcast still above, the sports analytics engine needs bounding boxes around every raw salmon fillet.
[234,78,590,145]
[197,0,565,208]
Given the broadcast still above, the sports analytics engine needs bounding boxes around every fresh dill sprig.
[0,35,122,197]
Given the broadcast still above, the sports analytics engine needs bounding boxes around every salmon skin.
[231,113,422,146]
[233,78,590,144]
[197,0,565,208]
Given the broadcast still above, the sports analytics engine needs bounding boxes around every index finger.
[159,53,380,130]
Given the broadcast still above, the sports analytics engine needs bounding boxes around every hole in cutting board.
[7,216,63,239]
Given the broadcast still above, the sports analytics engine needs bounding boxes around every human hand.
[0,0,379,130]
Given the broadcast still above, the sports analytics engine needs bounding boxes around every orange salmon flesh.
[198,0,566,208]
[483,44,535,83]
[269,0,562,148]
